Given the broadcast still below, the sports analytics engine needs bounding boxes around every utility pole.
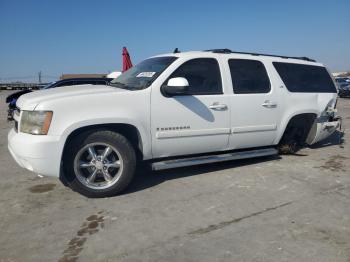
[38,71,42,84]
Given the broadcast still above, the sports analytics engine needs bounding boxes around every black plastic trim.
[205,49,316,62]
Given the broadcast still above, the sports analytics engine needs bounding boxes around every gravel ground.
[0,90,349,262]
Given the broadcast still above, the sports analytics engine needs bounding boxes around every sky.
[0,0,349,82]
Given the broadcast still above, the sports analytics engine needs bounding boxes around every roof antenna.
[173,48,180,53]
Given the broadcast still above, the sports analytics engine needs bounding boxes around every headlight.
[20,111,53,135]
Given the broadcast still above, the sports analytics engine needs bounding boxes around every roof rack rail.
[205,48,233,54]
[205,49,316,62]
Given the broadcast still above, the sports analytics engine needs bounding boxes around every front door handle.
[262,100,277,108]
[209,102,228,110]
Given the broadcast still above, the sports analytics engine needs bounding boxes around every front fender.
[57,118,152,160]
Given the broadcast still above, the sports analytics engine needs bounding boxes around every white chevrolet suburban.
[8,49,341,197]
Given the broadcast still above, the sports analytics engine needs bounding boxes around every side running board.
[151,147,278,171]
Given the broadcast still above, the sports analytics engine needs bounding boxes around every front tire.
[63,130,136,198]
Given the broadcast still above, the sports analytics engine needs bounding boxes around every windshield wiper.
[109,82,125,86]
[110,81,141,91]
[109,82,129,89]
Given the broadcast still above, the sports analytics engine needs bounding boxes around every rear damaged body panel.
[306,116,341,145]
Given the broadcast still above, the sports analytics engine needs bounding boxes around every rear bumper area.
[306,117,341,145]
[8,129,62,177]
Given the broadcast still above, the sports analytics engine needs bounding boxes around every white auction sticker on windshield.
[136,72,156,78]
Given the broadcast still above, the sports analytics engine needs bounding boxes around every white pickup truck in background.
[8,49,341,197]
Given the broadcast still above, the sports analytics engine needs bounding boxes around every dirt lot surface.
[0,90,349,262]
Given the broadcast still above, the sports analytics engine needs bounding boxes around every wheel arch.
[276,111,318,145]
[61,123,145,161]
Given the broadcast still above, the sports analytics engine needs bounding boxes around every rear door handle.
[262,100,277,108]
[209,102,228,110]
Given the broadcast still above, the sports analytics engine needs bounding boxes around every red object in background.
[122,47,133,72]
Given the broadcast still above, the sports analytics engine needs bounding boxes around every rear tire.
[278,129,300,155]
[278,126,302,154]
[278,139,298,154]
[63,130,136,198]
[278,114,316,154]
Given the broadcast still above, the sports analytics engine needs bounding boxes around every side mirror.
[161,77,189,96]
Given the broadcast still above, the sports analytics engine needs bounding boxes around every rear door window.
[273,62,336,93]
[228,59,271,94]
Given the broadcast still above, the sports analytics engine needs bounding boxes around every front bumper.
[8,128,62,177]
[306,117,341,145]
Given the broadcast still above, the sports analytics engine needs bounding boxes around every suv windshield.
[110,56,177,90]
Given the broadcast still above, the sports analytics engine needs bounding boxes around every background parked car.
[335,77,350,98]
[6,78,113,120]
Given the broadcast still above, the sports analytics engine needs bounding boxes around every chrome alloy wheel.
[73,143,124,190]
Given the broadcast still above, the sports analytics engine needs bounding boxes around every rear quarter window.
[273,62,336,93]
[228,59,271,94]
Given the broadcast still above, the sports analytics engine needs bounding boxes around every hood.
[16,84,128,110]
